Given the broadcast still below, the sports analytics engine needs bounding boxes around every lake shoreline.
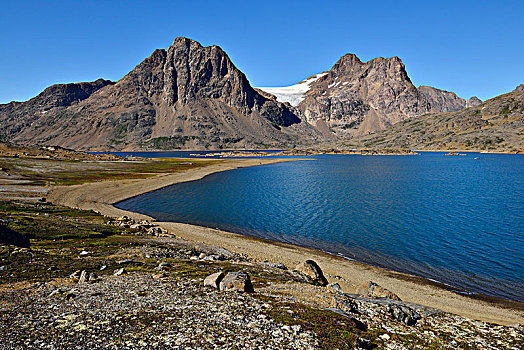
[48,158,524,325]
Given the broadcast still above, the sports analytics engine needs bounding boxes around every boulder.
[78,270,97,283]
[204,271,225,289]
[388,305,421,326]
[356,281,401,301]
[327,282,344,294]
[113,268,127,276]
[0,224,30,248]
[295,260,328,286]
[219,271,254,292]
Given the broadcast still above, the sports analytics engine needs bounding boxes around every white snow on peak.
[256,73,328,107]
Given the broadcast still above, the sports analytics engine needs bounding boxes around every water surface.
[116,152,524,301]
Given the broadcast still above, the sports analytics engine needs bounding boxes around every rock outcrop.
[513,84,524,92]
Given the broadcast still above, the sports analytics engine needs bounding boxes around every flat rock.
[219,271,254,292]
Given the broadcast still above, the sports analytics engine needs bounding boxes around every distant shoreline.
[48,157,524,325]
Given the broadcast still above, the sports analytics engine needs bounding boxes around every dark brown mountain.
[342,89,524,151]
[0,38,321,150]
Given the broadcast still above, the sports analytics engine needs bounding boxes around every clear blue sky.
[1,0,522,104]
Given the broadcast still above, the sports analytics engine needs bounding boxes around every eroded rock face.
[418,86,466,112]
[219,271,254,292]
[0,38,321,151]
[297,54,431,138]
[295,260,328,286]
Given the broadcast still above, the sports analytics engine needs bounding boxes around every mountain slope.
[0,38,321,151]
[343,90,524,151]
[417,86,466,112]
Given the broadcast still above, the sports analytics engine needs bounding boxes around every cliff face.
[418,86,466,113]
[294,54,431,138]
[0,38,320,151]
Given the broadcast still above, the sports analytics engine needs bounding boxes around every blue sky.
[1,0,522,104]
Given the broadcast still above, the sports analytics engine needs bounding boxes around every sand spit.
[49,158,524,325]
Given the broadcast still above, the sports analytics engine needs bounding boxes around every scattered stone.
[295,260,328,286]
[113,268,127,276]
[219,271,254,292]
[354,337,377,349]
[69,270,82,279]
[379,334,390,341]
[78,270,97,283]
[0,266,7,271]
[327,282,344,294]
[78,250,90,256]
[388,304,422,326]
[356,281,401,301]
[204,271,225,289]
[100,265,107,271]
[198,252,206,259]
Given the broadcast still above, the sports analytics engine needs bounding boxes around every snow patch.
[257,73,327,107]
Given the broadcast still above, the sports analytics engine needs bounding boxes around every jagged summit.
[0,37,320,150]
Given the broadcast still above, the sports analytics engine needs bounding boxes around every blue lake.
[115,152,524,301]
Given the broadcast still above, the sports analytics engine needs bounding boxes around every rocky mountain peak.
[466,96,482,108]
[331,53,363,73]
[418,86,466,113]
[513,84,524,92]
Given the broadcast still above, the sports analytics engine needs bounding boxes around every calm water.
[116,152,524,301]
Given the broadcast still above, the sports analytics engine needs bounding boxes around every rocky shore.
[1,155,523,349]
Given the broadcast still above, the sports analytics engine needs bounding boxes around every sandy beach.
[48,158,524,325]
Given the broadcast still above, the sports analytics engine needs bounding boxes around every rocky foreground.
[1,202,523,349]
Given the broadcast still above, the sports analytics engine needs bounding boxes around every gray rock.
[356,281,401,301]
[113,268,127,276]
[0,266,7,271]
[78,270,97,283]
[204,271,225,289]
[69,270,82,279]
[295,260,328,286]
[219,272,254,292]
[388,304,422,326]
[327,282,344,294]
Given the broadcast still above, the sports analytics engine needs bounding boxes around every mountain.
[342,89,524,151]
[0,38,321,150]
[259,54,435,139]
[466,96,483,108]
[417,86,466,112]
